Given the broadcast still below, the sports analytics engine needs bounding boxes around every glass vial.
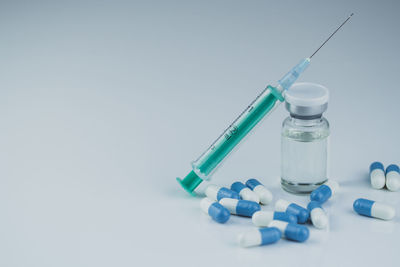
[280,83,330,194]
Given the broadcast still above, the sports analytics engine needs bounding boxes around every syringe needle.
[310,13,354,59]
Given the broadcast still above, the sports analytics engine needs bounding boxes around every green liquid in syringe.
[176,85,284,195]
[193,86,283,176]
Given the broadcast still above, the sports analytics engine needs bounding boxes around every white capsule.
[241,188,259,202]
[371,202,396,220]
[369,162,385,189]
[252,210,297,227]
[240,188,259,202]
[385,164,400,192]
[238,229,262,248]
[200,197,213,213]
[252,211,274,227]
[245,179,273,205]
[311,208,328,229]
[231,182,260,203]
[325,180,340,195]
[238,228,281,247]
[307,201,328,229]
[205,184,219,200]
[275,199,290,212]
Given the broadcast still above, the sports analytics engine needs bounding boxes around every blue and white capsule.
[353,198,395,220]
[310,180,339,204]
[245,178,273,205]
[200,198,230,223]
[369,162,385,189]
[219,198,261,217]
[307,201,328,229]
[385,164,400,192]
[268,220,309,242]
[238,227,281,247]
[231,182,260,203]
[252,210,297,227]
[275,199,309,224]
[205,184,240,201]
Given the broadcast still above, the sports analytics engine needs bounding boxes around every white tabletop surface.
[1,1,399,266]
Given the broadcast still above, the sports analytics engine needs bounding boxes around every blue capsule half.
[386,164,400,174]
[286,203,309,224]
[269,220,309,242]
[260,227,282,245]
[219,198,261,217]
[353,198,374,217]
[310,185,332,203]
[201,198,230,223]
[231,181,247,193]
[284,223,309,242]
[236,200,261,217]
[246,178,262,189]
[310,180,339,204]
[307,201,322,211]
[370,161,384,173]
[208,202,230,223]
[273,212,297,224]
[205,184,240,201]
[217,187,240,201]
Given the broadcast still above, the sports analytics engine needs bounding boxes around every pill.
[231,182,260,203]
[219,198,261,217]
[385,164,400,192]
[353,198,395,220]
[310,180,339,204]
[369,162,385,189]
[275,199,309,224]
[245,178,273,205]
[205,184,240,201]
[268,220,309,242]
[252,211,297,227]
[200,198,230,223]
[307,201,328,229]
[238,227,282,247]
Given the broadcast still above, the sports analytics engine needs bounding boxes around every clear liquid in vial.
[281,128,329,193]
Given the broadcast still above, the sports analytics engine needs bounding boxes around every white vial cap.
[284,82,329,118]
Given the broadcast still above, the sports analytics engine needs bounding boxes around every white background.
[1,1,399,266]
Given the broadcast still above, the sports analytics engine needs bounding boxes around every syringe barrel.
[191,85,284,180]
[177,59,312,195]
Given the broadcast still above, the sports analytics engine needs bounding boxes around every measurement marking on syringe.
[224,125,238,141]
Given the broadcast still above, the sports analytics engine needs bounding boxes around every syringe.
[177,13,353,195]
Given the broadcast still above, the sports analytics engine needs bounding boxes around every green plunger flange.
[176,170,203,196]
